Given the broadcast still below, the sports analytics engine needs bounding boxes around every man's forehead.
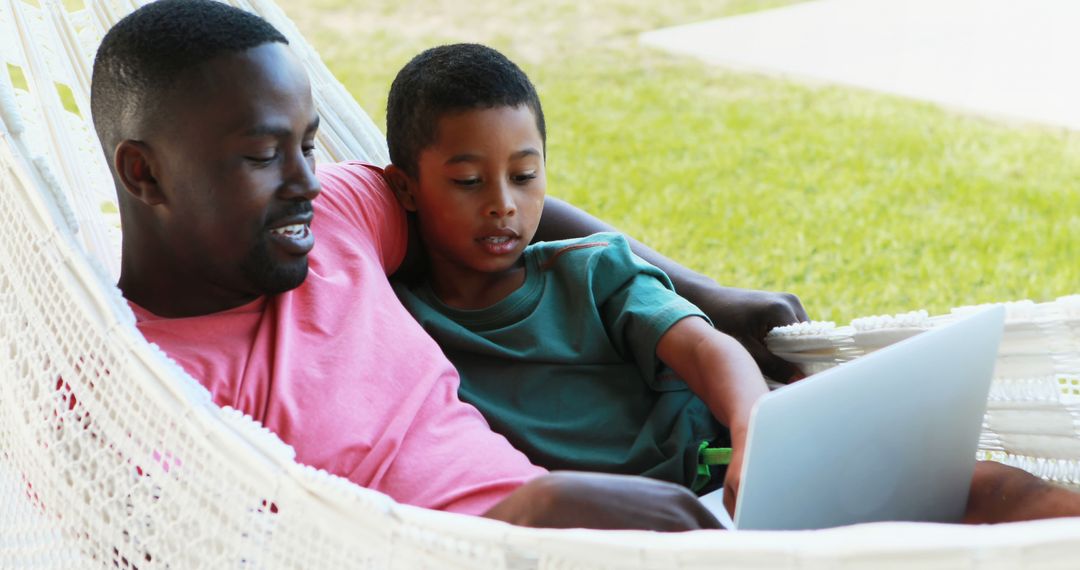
[162,44,314,134]
[181,44,306,98]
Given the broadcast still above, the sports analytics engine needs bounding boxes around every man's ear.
[114,140,165,206]
[383,164,418,212]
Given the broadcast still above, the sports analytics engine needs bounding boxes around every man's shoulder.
[316,161,390,200]
[313,161,408,272]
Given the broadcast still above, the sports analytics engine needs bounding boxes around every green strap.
[701,446,732,466]
[693,440,733,492]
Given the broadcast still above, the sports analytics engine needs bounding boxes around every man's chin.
[246,259,309,295]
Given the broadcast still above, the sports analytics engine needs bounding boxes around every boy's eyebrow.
[445,153,482,165]
[445,147,542,165]
[242,115,321,138]
[511,148,541,160]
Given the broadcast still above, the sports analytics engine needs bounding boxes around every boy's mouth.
[476,231,520,255]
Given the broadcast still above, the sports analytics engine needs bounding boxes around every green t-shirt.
[394,232,724,488]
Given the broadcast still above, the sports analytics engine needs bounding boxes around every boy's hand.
[721,425,749,517]
[483,471,721,531]
[721,450,744,518]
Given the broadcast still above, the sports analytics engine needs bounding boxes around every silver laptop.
[705,306,1005,530]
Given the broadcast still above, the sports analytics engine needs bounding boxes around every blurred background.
[284,0,1080,323]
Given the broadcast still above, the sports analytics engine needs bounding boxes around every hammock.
[2,0,1079,567]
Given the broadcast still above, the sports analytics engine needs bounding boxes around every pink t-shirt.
[131,161,545,515]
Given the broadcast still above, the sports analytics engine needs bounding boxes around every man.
[89,0,1079,530]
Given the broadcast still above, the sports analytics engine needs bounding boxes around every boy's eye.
[302,144,316,157]
[512,171,537,184]
[452,177,482,187]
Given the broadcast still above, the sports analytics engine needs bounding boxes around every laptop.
[702,305,1005,530]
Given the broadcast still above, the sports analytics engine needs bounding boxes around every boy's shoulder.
[526,232,678,307]
[528,232,630,271]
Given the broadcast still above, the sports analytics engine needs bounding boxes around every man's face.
[148,42,320,297]
[411,105,546,279]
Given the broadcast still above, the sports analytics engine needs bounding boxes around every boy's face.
[408,105,546,277]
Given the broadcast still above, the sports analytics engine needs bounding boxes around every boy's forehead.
[432,106,542,145]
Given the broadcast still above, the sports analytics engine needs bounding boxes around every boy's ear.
[114,140,166,206]
[384,164,418,212]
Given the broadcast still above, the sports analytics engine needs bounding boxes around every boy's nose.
[487,185,516,218]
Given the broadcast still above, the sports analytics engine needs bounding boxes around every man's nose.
[281,151,321,201]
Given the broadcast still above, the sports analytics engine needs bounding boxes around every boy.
[385,43,769,512]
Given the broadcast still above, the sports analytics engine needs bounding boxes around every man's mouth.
[270,223,307,238]
[267,220,314,256]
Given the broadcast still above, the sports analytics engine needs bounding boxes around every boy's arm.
[655,315,770,515]
[536,197,808,382]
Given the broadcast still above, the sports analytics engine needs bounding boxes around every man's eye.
[245,152,277,164]
[302,144,316,157]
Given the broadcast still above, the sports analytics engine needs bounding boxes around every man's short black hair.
[91,0,288,153]
[386,43,546,178]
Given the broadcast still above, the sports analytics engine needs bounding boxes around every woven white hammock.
[3,1,1080,568]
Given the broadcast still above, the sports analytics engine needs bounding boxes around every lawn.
[286,0,1080,323]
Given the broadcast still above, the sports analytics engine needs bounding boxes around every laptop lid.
[732,306,1005,530]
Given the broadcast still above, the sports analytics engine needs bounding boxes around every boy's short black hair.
[91,0,288,152]
[386,43,546,178]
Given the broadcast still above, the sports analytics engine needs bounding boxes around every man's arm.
[965,461,1080,524]
[535,197,809,382]
[482,471,721,531]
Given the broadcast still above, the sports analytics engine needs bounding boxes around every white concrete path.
[641,0,1080,130]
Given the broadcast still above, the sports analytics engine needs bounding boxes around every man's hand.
[692,287,808,383]
[483,471,722,531]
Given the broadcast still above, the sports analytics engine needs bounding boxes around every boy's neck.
[427,257,527,310]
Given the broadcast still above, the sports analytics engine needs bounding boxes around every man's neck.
[118,257,259,318]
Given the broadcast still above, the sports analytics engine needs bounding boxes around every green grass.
[287,1,1080,323]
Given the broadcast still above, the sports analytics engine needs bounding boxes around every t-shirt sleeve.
[383,367,548,515]
[315,161,407,274]
[592,233,710,390]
